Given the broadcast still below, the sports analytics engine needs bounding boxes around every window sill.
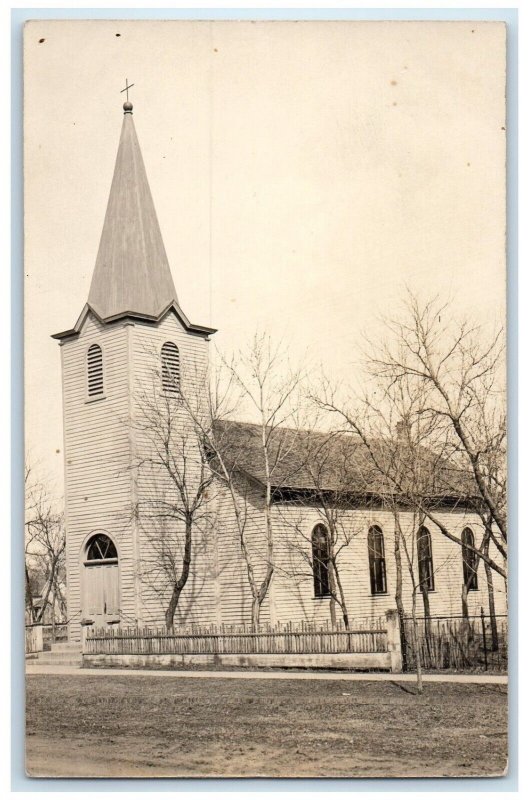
[85,394,106,404]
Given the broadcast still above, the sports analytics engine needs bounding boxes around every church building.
[53,99,507,643]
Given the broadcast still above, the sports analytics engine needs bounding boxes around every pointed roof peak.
[87,106,179,321]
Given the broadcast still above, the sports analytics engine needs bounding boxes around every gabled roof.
[212,420,476,503]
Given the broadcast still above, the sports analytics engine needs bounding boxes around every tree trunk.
[251,596,261,631]
[329,594,337,628]
[393,513,408,670]
[420,583,430,617]
[331,560,350,630]
[410,590,423,694]
[484,534,499,651]
[25,563,36,622]
[165,517,193,631]
[419,577,431,651]
[461,581,469,619]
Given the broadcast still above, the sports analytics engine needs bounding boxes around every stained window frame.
[417,525,435,593]
[311,523,331,599]
[368,525,387,595]
[462,526,479,592]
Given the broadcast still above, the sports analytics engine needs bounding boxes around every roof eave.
[51,301,217,342]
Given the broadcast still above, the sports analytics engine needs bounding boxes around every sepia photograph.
[23,18,508,779]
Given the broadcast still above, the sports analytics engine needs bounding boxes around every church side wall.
[270,505,507,625]
[61,315,135,642]
[130,312,218,628]
[214,479,271,626]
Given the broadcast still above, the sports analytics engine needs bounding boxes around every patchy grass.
[26,674,508,778]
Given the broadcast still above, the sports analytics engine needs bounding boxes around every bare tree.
[133,357,215,631]
[364,292,507,645]
[196,334,305,629]
[366,292,507,568]
[25,463,66,624]
[317,336,503,690]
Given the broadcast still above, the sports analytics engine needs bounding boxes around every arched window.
[87,344,104,397]
[161,342,180,394]
[368,526,387,595]
[312,524,331,598]
[85,533,118,563]
[462,527,478,591]
[417,526,435,592]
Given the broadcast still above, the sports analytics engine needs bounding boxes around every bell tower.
[53,97,216,641]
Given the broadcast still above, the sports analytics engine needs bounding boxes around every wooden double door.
[83,561,120,627]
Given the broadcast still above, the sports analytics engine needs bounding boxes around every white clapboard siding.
[269,504,507,625]
[61,314,135,641]
[61,309,506,639]
[129,311,216,627]
[213,479,271,626]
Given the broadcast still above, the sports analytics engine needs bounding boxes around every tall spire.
[87,100,179,321]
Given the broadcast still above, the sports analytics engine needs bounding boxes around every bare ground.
[25,674,508,779]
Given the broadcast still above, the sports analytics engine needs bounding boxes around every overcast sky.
[24,19,506,495]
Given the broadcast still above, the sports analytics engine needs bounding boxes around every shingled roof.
[212,419,476,502]
[53,103,216,340]
[88,107,179,321]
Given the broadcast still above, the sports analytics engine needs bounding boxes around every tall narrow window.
[417,526,435,592]
[161,342,180,394]
[462,527,478,591]
[368,525,387,595]
[312,524,331,598]
[87,344,104,397]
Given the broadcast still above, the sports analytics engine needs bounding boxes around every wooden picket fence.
[84,618,388,657]
[402,613,508,673]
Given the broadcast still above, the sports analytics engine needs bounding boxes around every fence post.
[34,624,44,653]
[80,623,91,655]
[386,609,403,673]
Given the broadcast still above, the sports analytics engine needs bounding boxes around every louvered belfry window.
[87,344,104,397]
[161,341,180,394]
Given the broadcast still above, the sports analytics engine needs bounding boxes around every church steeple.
[87,99,179,321]
[52,97,215,341]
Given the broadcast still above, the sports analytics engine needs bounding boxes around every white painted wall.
[62,314,507,636]
[61,313,135,641]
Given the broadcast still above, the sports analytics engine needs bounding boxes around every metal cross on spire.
[120,78,134,102]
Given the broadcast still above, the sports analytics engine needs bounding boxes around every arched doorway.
[82,532,120,627]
